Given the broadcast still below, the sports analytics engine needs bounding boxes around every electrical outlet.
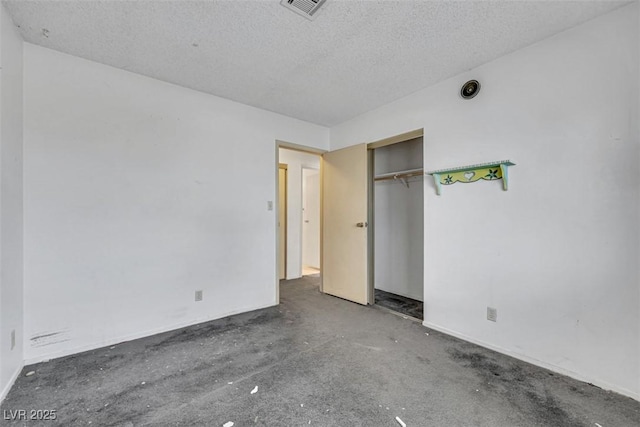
[11,330,15,350]
[195,290,203,302]
[487,307,497,322]
[267,201,273,211]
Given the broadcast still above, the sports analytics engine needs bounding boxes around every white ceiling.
[3,0,629,126]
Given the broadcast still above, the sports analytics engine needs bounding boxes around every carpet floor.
[2,276,639,426]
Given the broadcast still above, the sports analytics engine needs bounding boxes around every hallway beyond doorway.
[302,266,320,276]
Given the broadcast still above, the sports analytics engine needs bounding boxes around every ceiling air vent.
[280,0,327,20]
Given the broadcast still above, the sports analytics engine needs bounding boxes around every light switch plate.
[195,290,203,302]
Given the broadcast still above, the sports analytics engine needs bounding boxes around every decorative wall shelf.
[374,168,424,188]
[425,160,515,195]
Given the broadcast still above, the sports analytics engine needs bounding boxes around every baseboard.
[422,320,640,402]
[24,302,276,365]
[0,362,24,403]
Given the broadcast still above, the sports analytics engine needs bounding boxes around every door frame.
[278,163,288,281]
[275,140,326,303]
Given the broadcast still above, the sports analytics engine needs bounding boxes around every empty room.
[0,0,639,426]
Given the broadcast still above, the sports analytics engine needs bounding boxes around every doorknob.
[356,222,368,228]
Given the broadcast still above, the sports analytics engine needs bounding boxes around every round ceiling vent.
[460,80,481,99]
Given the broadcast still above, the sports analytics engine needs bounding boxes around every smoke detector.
[280,0,328,20]
[460,80,481,99]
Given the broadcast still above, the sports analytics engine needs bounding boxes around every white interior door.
[302,168,320,269]
[322,144,369,305]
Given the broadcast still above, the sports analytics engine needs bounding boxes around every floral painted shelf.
[425,160,515,195]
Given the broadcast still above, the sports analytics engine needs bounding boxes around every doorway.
[371,136,424,320]
[277,145,322,282]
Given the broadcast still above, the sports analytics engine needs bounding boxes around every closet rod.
[373,168,424,182]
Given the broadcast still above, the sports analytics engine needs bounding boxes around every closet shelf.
[373,168,424,188]
[425,160,515,195]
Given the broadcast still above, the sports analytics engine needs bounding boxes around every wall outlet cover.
[195,290,203,302]
[487,307,497,322]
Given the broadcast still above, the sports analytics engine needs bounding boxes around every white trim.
[24,302,275,365]
[422,320,640,402]
[0,362,24,403]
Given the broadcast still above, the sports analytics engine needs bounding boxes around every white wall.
[0,4,24,401]
[278,148,320,278]
[23,44,329,363]
[331,4,640,399]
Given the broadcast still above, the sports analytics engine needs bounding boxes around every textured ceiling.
[3,0,629,126]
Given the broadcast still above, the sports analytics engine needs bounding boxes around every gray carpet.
[2,275,639,426]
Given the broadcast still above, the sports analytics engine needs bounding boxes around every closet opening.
[371,136,424,320]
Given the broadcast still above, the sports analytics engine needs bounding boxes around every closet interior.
[372,137,424,320]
